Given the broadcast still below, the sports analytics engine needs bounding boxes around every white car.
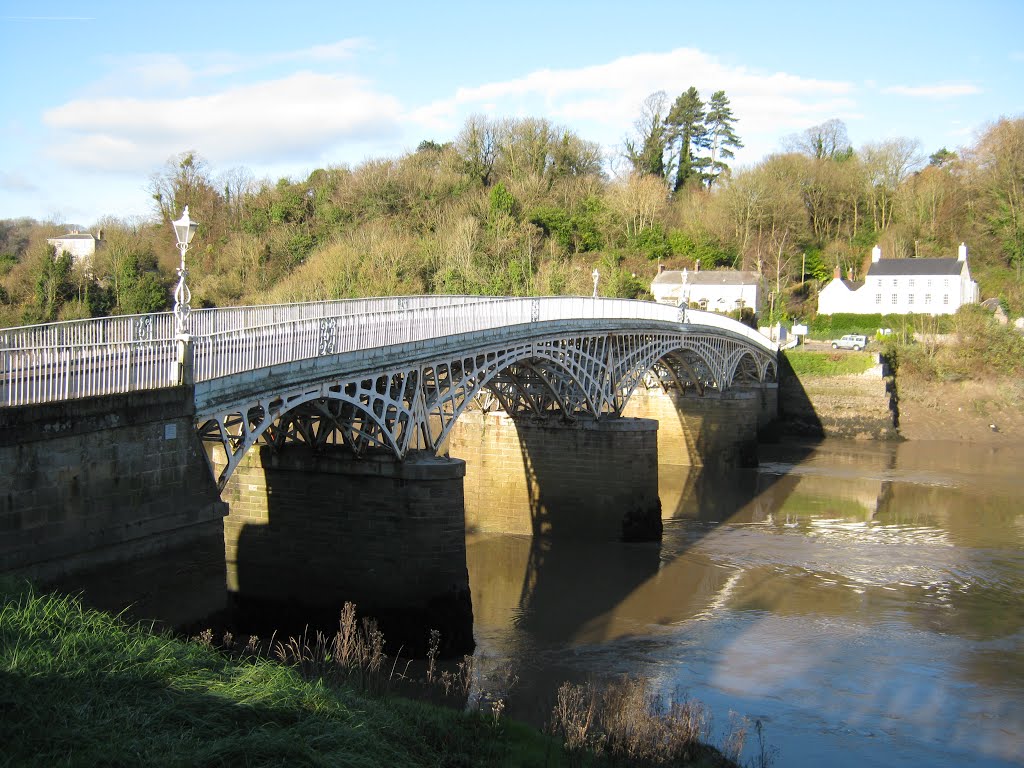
[831,334,867,351]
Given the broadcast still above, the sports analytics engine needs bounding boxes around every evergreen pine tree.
[666,87,709,192]
[702,91,743,187]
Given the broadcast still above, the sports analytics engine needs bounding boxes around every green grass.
[783,350,877,377]
[0,581,555,767]
[0,581,743,767]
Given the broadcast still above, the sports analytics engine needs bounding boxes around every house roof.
[866,258,963,277]
[841,279,865,290]
[652,269,759,286]
[48,232,96,241]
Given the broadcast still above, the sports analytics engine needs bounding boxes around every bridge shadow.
[218,446,474,659]
[775,352,826,439]
[460,390,822,724]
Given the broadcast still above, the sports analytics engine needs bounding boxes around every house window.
[943,294,949,305]
[909,279,915,287]
[927,279,932,287]
[908,294,914,305]
[875,293,882,305]
[925,293,931,304]
[876,279,882,287]
[944,278,949,287]
[892,279,898,287]
[891,293,898,304]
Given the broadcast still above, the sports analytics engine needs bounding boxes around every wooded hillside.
[1,101,1021,329]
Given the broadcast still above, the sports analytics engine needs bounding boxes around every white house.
[817,243,980,315]
[651,266,760,313]
[46,230,102,266]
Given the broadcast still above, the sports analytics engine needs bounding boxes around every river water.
[465,439,1024,767]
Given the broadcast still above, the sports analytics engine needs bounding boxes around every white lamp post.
[172,206,199,335]
[592,268,600,298]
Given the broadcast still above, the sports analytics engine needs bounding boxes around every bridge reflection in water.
[464,440,1024,768]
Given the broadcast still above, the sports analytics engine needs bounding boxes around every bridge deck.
[2,296,775,408]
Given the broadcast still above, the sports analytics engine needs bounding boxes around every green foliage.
[285,229,315,267]
[667,229,734,268]
[808,312,956,339]
[802,249,832,282]
[627,223,671,260]
[27,247,73,323]
[784,350,876,376]
[893,306,1024,380]
[489,182,519,221]
[528,197,603,254]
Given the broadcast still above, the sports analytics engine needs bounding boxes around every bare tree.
[624,92,669,178]
[863,138,924,230]
[783,119,853,160]
[456,115,499,186]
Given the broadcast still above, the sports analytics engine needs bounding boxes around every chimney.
[833,265,841,279]
[658,263,665,274]
[958,242,967,262]
[871,245,881,263]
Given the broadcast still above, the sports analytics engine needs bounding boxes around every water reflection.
[467,439,1024,767]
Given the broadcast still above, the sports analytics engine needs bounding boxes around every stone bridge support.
[217,445,473,656]
[621,386,771,470]
[620,385,775,521]
[447,413,662,542]
[0,388,227,627]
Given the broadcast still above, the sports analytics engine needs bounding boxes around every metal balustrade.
[0,295,494,350]
[0,296,775,407]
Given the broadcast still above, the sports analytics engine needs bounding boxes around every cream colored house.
[817,243,979,315]
[47,230,102,266]
[651,266,760,313]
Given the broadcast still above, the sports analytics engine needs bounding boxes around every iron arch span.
[196,328,777,490]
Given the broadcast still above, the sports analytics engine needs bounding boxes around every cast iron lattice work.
[197,331,776,490]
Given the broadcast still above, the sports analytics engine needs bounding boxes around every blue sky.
[1,0,1022,226]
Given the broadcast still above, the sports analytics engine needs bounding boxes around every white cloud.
[409,47,856,165]
[43,71,404,173]
[0,170,39,194]
[882,83,982,98]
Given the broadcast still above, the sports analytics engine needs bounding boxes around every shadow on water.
[461,381,824,724]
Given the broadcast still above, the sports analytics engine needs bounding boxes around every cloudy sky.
[1,0,1021,225]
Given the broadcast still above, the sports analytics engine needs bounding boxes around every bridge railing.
[0,295,494,350]
[1,296,775,406]
[190,297,775,382]
[1,339,178,406]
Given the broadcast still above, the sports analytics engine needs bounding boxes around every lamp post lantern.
[592,268,600,298]
[172,206,199,335]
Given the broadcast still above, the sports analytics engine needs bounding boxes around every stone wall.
[778,365,898,440]
[0,387,226,625]
[218,446,473,655]
[448,413,662,541]
[621,387,764,469]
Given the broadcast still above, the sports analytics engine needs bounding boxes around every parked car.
[831,334,867,351]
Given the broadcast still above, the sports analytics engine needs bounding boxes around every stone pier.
[218,445,473,655]
[621,386,767,469]
[0,387,227,627]
[448,412,662,541]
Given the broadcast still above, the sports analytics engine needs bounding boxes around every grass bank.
[0,581,745,767]
[783,350,877,377]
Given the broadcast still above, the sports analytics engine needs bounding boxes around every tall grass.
[1,580,753,767]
